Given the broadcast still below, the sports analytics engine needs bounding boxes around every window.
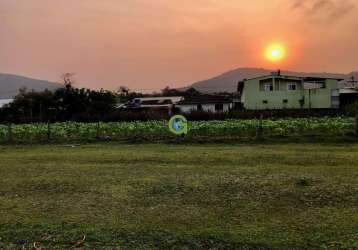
[263,100,268,104]
[215,103,224,111]
[264,84,274,92]
[260,78,274,91]
[283,99,288,104]
[287,83,297,91]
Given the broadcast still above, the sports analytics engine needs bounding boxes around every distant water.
[0,99,14,108]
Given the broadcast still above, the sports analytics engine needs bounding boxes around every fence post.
[7,123,12,143]
[356,109,358,137]
[47,122,51,141]
[256,114,263,140]
[96,121,100,139]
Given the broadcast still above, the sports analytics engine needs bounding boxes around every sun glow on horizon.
[265,43,286,63]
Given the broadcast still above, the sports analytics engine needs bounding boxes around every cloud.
[291,0,355,22]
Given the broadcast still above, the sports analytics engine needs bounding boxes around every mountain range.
[0,73,60,99]
[1,68,358,99]
[188,68,358,93]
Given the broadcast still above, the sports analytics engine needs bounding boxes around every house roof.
[340,88,358,94]
[177,95,232,105]
[141,100,173,105]
[245,74,344,82]
[303,76,345,81]
[126,99,174,108]
[128,96,183,108]
[133,96,183,102]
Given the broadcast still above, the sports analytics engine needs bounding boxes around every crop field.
[0,117,355,143]
[0,143,357,249]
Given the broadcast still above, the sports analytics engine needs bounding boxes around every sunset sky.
[1,0,357,90]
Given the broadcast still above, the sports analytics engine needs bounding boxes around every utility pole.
[7,123,12,143]
[29,99,33,123]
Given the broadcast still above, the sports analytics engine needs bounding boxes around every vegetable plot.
[0,117,354,143]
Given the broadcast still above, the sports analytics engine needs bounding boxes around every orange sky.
[1,0,357,91]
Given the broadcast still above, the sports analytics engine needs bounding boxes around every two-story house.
[240,71,343,110]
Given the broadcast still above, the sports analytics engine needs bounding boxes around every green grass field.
[0,143,357,249]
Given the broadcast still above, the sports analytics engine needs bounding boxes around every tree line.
[0,74,203,123]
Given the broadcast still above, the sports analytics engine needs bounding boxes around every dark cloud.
[291,0,355,22]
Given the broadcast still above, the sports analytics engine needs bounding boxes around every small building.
[125,96,184,115]
[176,95,233,113]
[240,72,343,110]
[126,96,184,108]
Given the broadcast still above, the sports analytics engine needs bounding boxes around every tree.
[4,88,56,122]
[61,73,76,88]
[161,86,202,97]
[118,86,130,96]
[161,86,181,96]
[117,86,144,103]
[183,87,201,97]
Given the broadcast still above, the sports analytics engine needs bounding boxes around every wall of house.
[304,79,338,109]
[243,77,338,110]
[177,103,231,113]
[243,77,304,109]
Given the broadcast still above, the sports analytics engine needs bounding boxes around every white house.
[176,96,233,113]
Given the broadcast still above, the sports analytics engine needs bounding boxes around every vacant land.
[0,143,357,249]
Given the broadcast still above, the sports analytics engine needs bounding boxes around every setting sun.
[265,43,286,62]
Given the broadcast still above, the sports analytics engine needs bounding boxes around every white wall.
[177,103,231,113]
[177,104,197,113]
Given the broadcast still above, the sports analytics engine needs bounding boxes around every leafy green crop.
[0,117,355,143]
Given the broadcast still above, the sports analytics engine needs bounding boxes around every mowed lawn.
[0,143,357,249]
